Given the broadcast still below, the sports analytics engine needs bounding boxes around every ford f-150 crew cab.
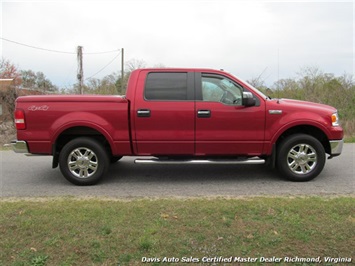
[11,68,344,185]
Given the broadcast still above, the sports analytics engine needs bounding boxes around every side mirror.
[242,92,256,107]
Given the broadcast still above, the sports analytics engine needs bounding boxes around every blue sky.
[1,0,353,89]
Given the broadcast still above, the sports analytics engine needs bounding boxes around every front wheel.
[59,137,109,185]
[277,134,325,182]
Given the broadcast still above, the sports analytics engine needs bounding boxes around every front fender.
[263,109,333,155]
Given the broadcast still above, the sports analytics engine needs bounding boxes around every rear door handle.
[137,109,151,117]
[197,110,211,118]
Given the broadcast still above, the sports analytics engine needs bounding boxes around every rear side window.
[145,72,188,100]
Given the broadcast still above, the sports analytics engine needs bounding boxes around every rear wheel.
[277,134,325,182]
[59,137,109,185]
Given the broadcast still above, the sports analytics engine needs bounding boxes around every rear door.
[132,70,195,155]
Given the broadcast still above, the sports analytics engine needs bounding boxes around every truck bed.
[15,95,131,155]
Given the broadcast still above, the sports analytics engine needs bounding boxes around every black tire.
[277,134,325,182]
[59,137,109,185]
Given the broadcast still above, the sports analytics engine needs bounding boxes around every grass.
[0,196,354,265]
[345,136,355,143]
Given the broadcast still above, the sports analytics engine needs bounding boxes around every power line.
[85,50,121,55]
[1,36,123,88]
[86,51,121,80]
[0,37,120,55]
[1,37,75,54]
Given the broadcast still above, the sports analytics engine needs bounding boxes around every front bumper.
[329,139,344,157]
[11,140,29,153]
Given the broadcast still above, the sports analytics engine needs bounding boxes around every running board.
[134,158,265,165]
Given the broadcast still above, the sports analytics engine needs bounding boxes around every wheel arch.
[52,125,114,168]
[274,125,331,155]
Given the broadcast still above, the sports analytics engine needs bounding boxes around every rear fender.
[51,112,115,153]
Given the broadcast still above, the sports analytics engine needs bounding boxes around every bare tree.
[125,59,147,72]
[0,58,22,85]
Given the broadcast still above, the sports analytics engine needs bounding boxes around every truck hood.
[272,98,337,113]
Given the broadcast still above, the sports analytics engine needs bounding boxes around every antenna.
[277,48,280,98]
[121,48,124,93]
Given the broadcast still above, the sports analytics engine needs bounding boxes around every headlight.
[331,112,340,127]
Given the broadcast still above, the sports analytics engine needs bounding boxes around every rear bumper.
[11,140,29,153]
[329,139,343,157]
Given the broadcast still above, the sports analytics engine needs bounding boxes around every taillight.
[14,109,26,130]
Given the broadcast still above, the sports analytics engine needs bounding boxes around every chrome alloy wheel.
[67,147,98,179]
[287,144,317,175]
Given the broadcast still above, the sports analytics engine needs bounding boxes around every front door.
[195,73,265,156]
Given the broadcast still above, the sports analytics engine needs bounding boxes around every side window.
[202,75,243,105]
[145,72,188,100]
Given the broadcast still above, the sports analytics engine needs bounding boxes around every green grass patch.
[345,136,355,143]
[0,197,354,265]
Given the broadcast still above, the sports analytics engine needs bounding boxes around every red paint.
[14,68,343,157]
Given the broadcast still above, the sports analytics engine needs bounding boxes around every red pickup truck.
[11,68,344,185]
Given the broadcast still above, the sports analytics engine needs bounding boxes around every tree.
[0,58,21,86]
[82,59,168,95]
[125,58,146,72]
[86,73,119,95]
[118,59,148,94]
[21,70,37,88]
[0,58,22,121]
[21,70,58,93]
[272,78,303,100]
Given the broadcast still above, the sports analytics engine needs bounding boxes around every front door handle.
[197,110,211,118]
[137,109,151,117]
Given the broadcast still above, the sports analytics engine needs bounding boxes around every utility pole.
[121,48,124,93]
[77,46,84,94]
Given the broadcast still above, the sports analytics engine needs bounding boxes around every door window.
[145,72,188,100]
[202,75,243,105]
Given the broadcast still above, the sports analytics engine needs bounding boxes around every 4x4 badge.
[28,105,49,111]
